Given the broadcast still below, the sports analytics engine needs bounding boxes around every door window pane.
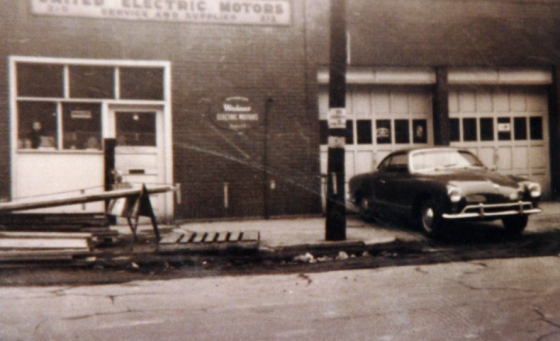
[17,63,63,98]
[376,120,391,144]
[116,112,157,146]
[357,120,372,144]
[120,67,164,100]
[514,117,527,141]
[463,118,477,142]
[69,66,115,99]
[18,101,58,149]
[62,103,102,150]
[530,117,543,140]
[498,117,512,141]
[412,120,427,143]
[450,119,460,142]
[395,120,410,144]
[480,117,494,141]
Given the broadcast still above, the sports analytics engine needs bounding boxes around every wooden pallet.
[157,230,260,254]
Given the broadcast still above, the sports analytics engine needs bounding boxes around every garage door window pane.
[395,120,410,144]
[357,120,372,144]
[480,118,494,141]
[69,66,114,99]
[450,119,460,142]
[18,101,58,149]
[413,120,427,143]
[17,63,63,98]
[530,117,543,140]
[514,117,527,141]
[376,120,391,144]
[116,112,156,146]
[463,118,477,142]
[62,103,102,150]
[345,120,354,144]
[120,67,164,100]
[498,117,512,141]
[319,120,328,145]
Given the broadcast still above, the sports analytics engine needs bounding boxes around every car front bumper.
[442,201,541,219]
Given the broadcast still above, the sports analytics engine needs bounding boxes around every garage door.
[449,87,550,198]
[319,86,433,207]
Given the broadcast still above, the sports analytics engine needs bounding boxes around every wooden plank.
[0,238,90,250]
[205,232,218,243]
[216,232,228,243]
[0,232,92,239]
[192,232,207,243]
[179,231,196,244]
[0,250,89,261]
[241,231,260,242]
[159,232,185,245]
[0,185,175,213]
[228,231,241,242]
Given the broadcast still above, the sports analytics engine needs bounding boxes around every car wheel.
[359,197,376,222]
[420,199,443,236]
[502,216,528,235]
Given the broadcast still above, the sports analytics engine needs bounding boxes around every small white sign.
[498,123,511,132]
[328,108,346,129]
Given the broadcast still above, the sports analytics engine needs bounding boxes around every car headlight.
[527,183,541,198]
[447,185,462,203]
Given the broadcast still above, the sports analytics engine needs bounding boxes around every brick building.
[1,0,560,221]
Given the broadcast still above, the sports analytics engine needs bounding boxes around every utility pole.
[325,0,347,241]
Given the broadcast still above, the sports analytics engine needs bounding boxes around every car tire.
[502,216,528,235]
[358,197,376,222]
[420,199,443,237]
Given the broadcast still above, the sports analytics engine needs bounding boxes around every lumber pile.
[0,231,92,263]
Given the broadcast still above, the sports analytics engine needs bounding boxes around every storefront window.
[376,120,391,144]
[69,66,114,99]
[463,118,477,142]
[17,101,58,149]
[116,112,157,146]
[62,103,102,150]
[17,63,63,98]
[450,119,460,142]
[120,67,164,100]
[498,117,512,141]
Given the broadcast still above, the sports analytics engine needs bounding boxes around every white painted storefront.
[9,57,174,220]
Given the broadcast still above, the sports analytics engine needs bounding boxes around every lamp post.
[325,0,347,241]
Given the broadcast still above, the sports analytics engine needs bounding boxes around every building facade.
[1,0,560,221]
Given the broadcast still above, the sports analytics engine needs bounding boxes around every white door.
[108,106,169,219]
[319,86,433,209]
[449,87,550,198]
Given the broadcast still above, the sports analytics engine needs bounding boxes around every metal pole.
[325,0,347,241]
[263,98,273,219]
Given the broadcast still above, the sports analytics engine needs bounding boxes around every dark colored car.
[349,148,542,236]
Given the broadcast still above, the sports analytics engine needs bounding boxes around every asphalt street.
[1,256,560,341]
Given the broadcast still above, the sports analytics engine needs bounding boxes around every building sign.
[32,0,291,26]
[213,96,261,131]
[327,108,346,129]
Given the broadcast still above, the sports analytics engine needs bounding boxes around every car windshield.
[411,149,485,172]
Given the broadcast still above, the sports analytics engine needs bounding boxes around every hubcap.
[422,206,434,231]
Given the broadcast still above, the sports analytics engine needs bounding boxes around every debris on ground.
[336,251,349,261]
[293,253,315,263]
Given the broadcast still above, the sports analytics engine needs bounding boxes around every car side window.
[377,156,392,171]
[386,153,409,173]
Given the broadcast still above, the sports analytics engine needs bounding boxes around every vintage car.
[349,147,542,236]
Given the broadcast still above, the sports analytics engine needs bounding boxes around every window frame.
[11,56,169,154]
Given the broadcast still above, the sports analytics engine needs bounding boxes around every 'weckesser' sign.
[32,0,291,26]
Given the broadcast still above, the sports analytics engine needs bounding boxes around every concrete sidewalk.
[115,201,560,254]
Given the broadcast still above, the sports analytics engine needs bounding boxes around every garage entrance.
[449,87,550,198]
[318,85,433,207]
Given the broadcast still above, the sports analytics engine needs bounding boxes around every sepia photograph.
[1,0,560,340]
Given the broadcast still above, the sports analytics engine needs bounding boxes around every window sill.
[17,149,103,155]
